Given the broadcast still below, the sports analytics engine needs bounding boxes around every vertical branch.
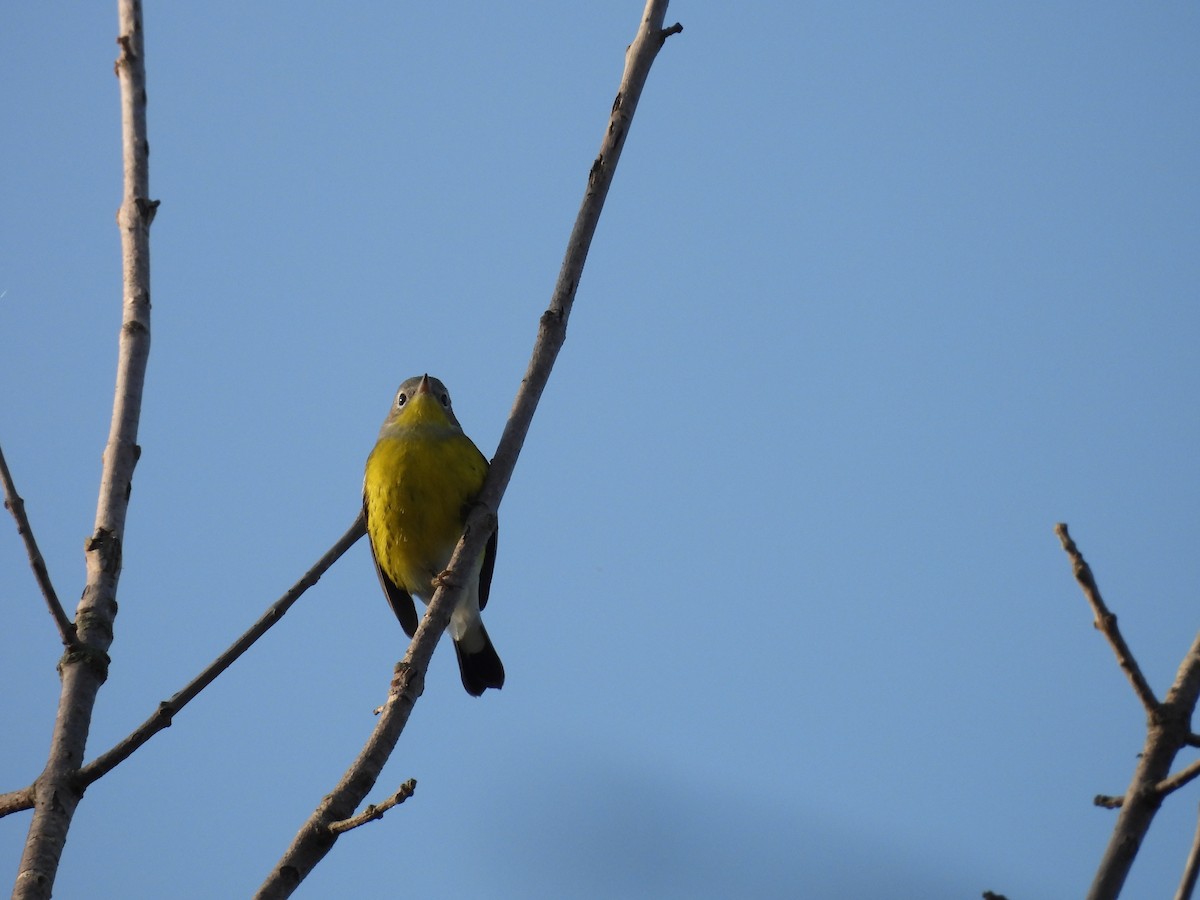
[254,3,681,896]
[12,2,156,897]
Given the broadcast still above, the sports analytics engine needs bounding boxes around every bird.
[363,374,504,696]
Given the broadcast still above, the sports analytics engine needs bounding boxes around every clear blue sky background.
[3,2,1198,897]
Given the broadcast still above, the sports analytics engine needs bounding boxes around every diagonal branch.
[254,4,682,897]
[0,443,76,647]
[1159,758,1200,799]
[1055,523,1159,712]
[75,515,366,790]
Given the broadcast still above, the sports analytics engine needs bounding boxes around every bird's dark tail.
[454,623,505,697]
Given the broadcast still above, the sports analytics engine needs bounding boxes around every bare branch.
[1176,802,1200,900]
[1055,523,1159,712]
[0,786,36,818]
[1160,759,1200,799]
[254,4,681,896]
[77,514,366,788]
[328,780,416,835]
[1087,631,1200,899]
[1058,524,1200,900]
[13,4,155,896]
[1095,794,1124,810]
[0,443,76,647]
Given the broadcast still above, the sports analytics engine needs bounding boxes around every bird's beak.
[417,374,431,395]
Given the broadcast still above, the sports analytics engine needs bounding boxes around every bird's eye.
[439,392,450,407]
[395,392,408,408]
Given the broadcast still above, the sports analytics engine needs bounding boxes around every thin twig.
[254,5,681,897]
[13,4,155,898]
[1055,523,1159,712]
[1095,794,1124,810]
[76,514,366,789]
[1175,802,1200,900]
[1160,759,1200,799]
[328,780,416,834]
[0,443,76,647]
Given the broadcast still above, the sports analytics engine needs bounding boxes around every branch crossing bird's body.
[363,374,504,696]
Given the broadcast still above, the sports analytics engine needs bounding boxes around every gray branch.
[75,515,367,790]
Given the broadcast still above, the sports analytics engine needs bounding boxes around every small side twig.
[0,785,36,817]
[75,514,366,789]
[0,443,76,648]
[1159,759,1200,799]
[1055,523,1159,712]
[328,780,416,835]
[1095,794,1124,810]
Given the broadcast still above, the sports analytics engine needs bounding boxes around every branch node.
[135,197,160,226]
[58,646,111,683]
[1154,757,1200,798]
[390,662,424,701]
[115,34,135,69]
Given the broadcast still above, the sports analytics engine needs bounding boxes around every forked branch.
[1057,524,1200,900]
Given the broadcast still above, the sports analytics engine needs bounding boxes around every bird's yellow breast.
[364,425,488,598]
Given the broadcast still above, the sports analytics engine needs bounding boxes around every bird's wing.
[373,553,419,637]
[479,525,498,611]
[364,497,419,637]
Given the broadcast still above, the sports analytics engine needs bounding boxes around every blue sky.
[3,2,1199,897]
